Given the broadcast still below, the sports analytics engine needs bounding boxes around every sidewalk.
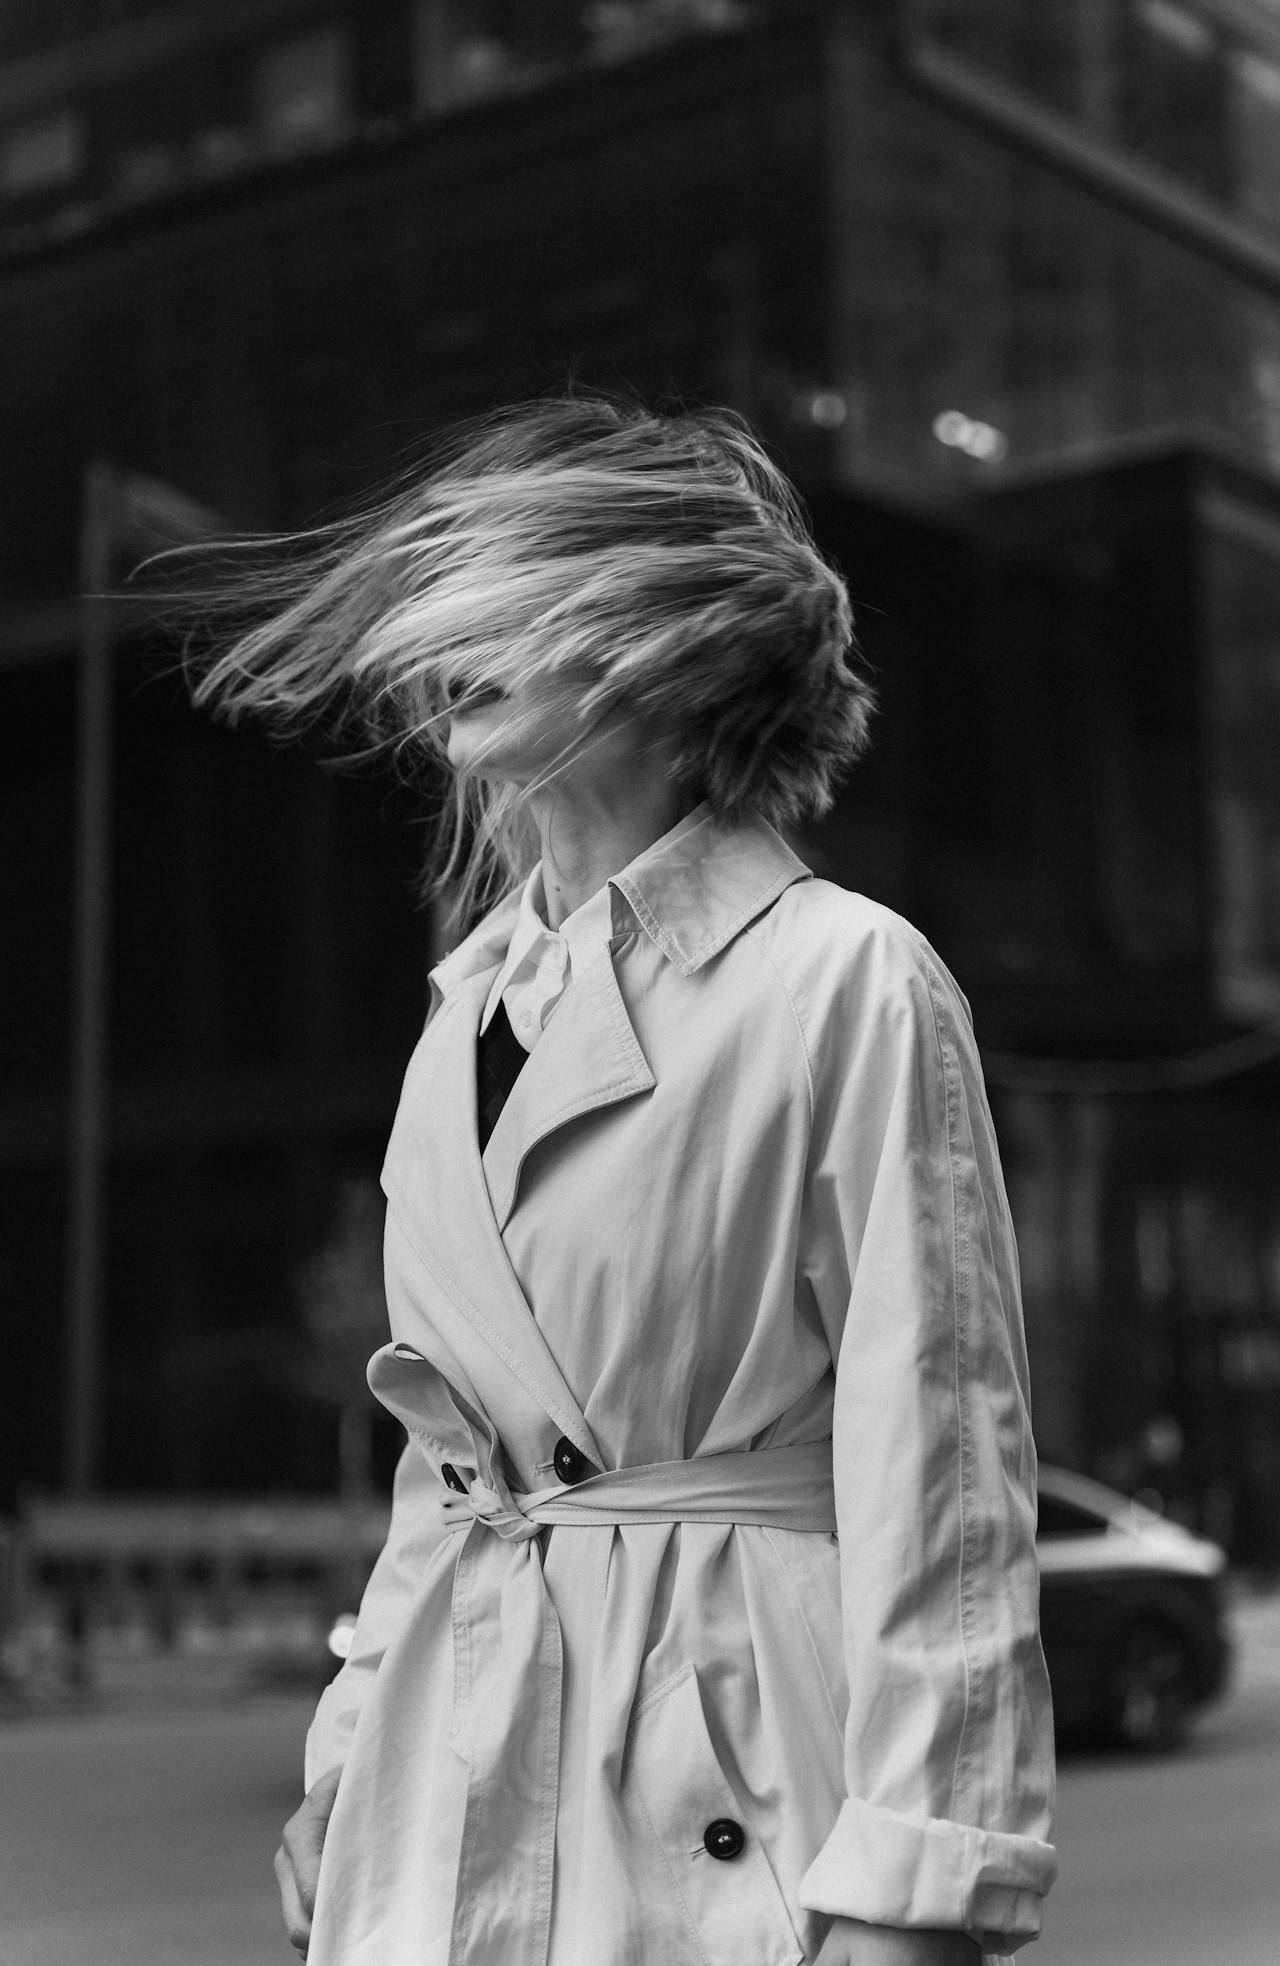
[1,1633,325,1719]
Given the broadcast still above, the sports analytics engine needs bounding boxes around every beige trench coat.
[304,808,1056,1966]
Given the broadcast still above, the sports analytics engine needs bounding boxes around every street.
[0,1687,307,1966]
[2,1605,1279,1966]
[1038,1678,1280,1965]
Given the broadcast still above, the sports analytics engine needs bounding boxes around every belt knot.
[441,1477,543,1543]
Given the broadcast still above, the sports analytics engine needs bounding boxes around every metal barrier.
[2,1495,392,1689]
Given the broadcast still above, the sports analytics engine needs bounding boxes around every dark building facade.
[2,1,1279,1554]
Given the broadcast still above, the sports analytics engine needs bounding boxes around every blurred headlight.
[327,1613,357,1661]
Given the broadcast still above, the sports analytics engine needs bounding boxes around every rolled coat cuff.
[798,1797,1057,1953]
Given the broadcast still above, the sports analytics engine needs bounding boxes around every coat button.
[552,1437,588,1484]
[703,1818,745,1861]
[441,1463,468,1494]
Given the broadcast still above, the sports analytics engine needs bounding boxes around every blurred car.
[1036,1464,1232,1751]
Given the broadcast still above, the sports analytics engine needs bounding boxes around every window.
[585,0,752,65]
[907,0,1280,239]
[252,24,349,155]
[1202,496,1280,1017]
[1234,48,1280,223]
[0,108,84,199]
[1136,0,1213,59]
[1124,0,1231,199]
[411,0,753,117]
[413,1,583,115]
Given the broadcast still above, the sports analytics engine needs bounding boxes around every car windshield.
[1037,1494,1108,1538]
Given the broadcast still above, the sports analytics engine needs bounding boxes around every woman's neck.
[528,773,693,927]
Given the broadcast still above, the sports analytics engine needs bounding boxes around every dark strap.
[476,999,529,1151]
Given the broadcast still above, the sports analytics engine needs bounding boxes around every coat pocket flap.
[629,1664,802,1966]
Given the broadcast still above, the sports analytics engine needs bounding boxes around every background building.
[2,0,1279,1555]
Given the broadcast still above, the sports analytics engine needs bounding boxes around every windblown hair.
[185,394,873,915]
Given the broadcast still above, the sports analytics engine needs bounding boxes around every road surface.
[2,1596,1279,1965]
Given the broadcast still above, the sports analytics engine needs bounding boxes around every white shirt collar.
[480,865,615,1045]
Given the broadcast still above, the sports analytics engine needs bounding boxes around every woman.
[196,397,1055,1965]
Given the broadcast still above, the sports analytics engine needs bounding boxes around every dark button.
[552,1437,588,1485]
[703,1818,745,1861]
[441,1463,468,1494]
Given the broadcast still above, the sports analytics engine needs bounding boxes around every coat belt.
[438,1441,835,1966]
[439,1438,837,1540]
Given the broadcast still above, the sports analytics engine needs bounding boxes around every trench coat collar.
[607,804,812,976]
[431,804,812,1002]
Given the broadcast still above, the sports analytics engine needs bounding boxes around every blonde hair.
[186,394,873,917]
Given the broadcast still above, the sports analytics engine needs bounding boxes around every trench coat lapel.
[481,934,655,1233]
[388,968,603,1462]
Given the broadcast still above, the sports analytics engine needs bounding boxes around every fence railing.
[1,1494,392,1690]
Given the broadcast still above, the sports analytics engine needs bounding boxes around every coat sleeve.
[793,912,1056,1954]
[303,1437,448,1790]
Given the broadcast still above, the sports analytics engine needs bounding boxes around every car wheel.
[1101,1617,1196,1752]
